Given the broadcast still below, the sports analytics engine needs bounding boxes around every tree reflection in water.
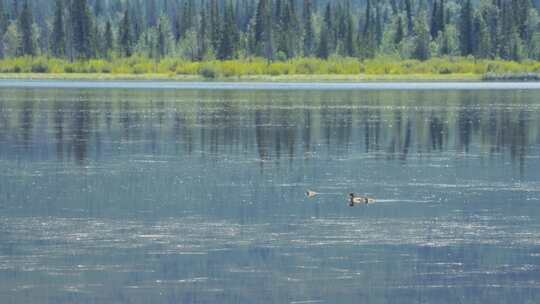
[0,89,537,172]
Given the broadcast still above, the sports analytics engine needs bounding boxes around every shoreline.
[0,73,483,82]
[3,79,540,91]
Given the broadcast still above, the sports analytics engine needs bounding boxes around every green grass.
[0,56,538,81]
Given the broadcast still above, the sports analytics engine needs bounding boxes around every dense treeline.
[1,0,540,62]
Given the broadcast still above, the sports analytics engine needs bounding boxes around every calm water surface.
[0,84,539,303]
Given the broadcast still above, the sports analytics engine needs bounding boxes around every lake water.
[0,83,539,304]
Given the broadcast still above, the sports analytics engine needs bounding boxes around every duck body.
[349,193,376,206]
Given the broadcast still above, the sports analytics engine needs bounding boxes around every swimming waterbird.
[306,190,319,198]
[349,193,376,207]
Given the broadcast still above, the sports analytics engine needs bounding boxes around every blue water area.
[0,84,539,303]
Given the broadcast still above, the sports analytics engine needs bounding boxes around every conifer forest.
[1,0,540,77]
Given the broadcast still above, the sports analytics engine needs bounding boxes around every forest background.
[1,0,540,79]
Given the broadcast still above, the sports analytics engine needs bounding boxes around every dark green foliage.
[413,11,431,60]
[71,0,92,59]
[198,6,209,60]
[405,0,414,34]
[180,0,194,37]
[254,0,273,59]
[17,1,34,56]
[157,20,166,59]
[11,0,19,20]
[51,0,65,58]
[2,0,539,62]
[395,15,404,45]
[459,0,474,56]
[218,1,238,60]
[0,0,8,35]
[210,0,221,53]
[103,20,114,56]
[302,0,314,57]
[360,0,376,59]
[322,3,335,54]
[118,8,132,57]
[317,25,329,59]
[431,0,445,39]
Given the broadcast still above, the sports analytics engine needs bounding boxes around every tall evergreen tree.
[51,0,66,58]
[103,20,113,56]
[459,0,475,56]
[254,0,273,59]
[0,0,8,36]
[474,11,491,58]
[94,0,103,17]
[146,0,157,27]
[431,0,445,39]
[405,0,414,34]
[71,0,92,59]
[513,0,533,41]
[218,1,238,59]
[11,0,19,20]
[198,5,210,60]
[157,19,166,59]
[323,3,335,53]
[210,0,221,52]
[344,6,356,57]
[361,0,376,58]
[276,0,298,58]
[17,0,34,56]
[180,0,194,36]
[317,24,330,59]
[395,15,404,45]
[302,0,314,57]
[118,8,133,57]
[413,11,431,60]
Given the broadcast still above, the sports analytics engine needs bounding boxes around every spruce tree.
[218,1,237,60]
[323,3,334,53]
[173,15,180,42]
[103,20,113,56]
[395,15,404,45]
[119,8,133,57]
[94,0,103,17]
[181,0,194,37]
[51,0,66,58]
[146,0,157,27]
[431,0,445,39]
[413,11,431,60]
[513,0,532,42]
[344,9,355,57]
[405,0,414,34]
[361,0,376,58]
[0,0,8,36]
[210,0,221,53]
[276,0,297,59]
[198,6,209,60]
[254,0,272,59]
[302,0,314,57]
[254,0,268,45]
[71,0,92,59]
[318,25,330,59]
[11,0,18,20]
[17,0,34,56]
[157,20,166,59]
[431,0,440,38]
[459,0,475,56]
[474,11,491,58]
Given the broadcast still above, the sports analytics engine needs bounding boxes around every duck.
[306,190,318,198]
[349,193,376,207]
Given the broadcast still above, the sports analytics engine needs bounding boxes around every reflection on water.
[1,90,538,167]
[0,88,539,304]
